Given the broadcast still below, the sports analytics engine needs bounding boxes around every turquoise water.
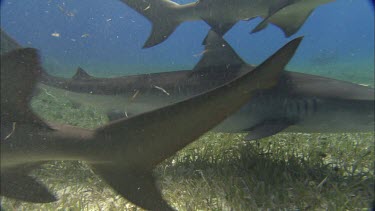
[1,0,374,85]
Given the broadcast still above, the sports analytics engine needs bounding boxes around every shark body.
[40,33,375,140]
[119,0,334,47]
[0,29,22,54]
[0,34,302,209]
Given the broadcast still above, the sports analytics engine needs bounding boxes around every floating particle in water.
[193,50,207,57]
[131,90,140,101]
[4,122,16,141]
[153,85,170,96]
[51,32,60,37]
[359,84,370,87]
[106,18,112,22]
[144,4,151,11]
[81,34,90,38]
[66,12,75,17]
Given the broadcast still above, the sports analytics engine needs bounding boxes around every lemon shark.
[40,32,374,140]
[0,37,302,209]
[119,0,334,48]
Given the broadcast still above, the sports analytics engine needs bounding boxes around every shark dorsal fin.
[72,67,92,80]
[1,48,48,127]
[193,31,245,71]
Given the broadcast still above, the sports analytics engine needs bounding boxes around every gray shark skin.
[119,0,334,47]
[40,32,374,141]
[0,36,302,209]
[0,29,22,54]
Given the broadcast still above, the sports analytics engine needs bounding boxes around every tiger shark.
[0,37,302,209]
[119,0,334,47]
[40,32,374,140]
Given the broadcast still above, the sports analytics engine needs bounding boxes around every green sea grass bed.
[2,87,374,210]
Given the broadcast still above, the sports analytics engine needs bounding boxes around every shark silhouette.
[0,29,22,54]
[119,0,334,47]
[0,36,302,210]
[40,32,374,140]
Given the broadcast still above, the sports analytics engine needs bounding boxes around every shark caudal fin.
[88,35,302,210]
[1,49,56,203]
[1,163,57,203]
[90,164,173,210]
[119,0,184,48]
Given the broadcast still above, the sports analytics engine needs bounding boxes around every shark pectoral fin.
[90,164,174,211]
[193,30,245,71]
[264,2,320,37]
[251,20,270,34]
[201,19,237,44]
[0,173,57,203]
[119,0,182,48]
[244,119,294,141]
[251,0,294,34]
[143,19,181,48]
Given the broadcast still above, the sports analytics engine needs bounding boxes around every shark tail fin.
[89,129,174,210]
[90,164,173,210]
[120,0,183,48]
[88,36,303,210]
[1,163,57,203]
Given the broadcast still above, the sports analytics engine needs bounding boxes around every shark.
[0,29,22,54]
[119,0,334,48]
[0,36,302,209]
[40,32,375,141]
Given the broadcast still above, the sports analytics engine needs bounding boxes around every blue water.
[1,0,374,84]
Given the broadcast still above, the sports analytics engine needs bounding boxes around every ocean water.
[1,0,374,85]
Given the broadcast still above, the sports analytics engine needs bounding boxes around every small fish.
[153,85,170,96]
